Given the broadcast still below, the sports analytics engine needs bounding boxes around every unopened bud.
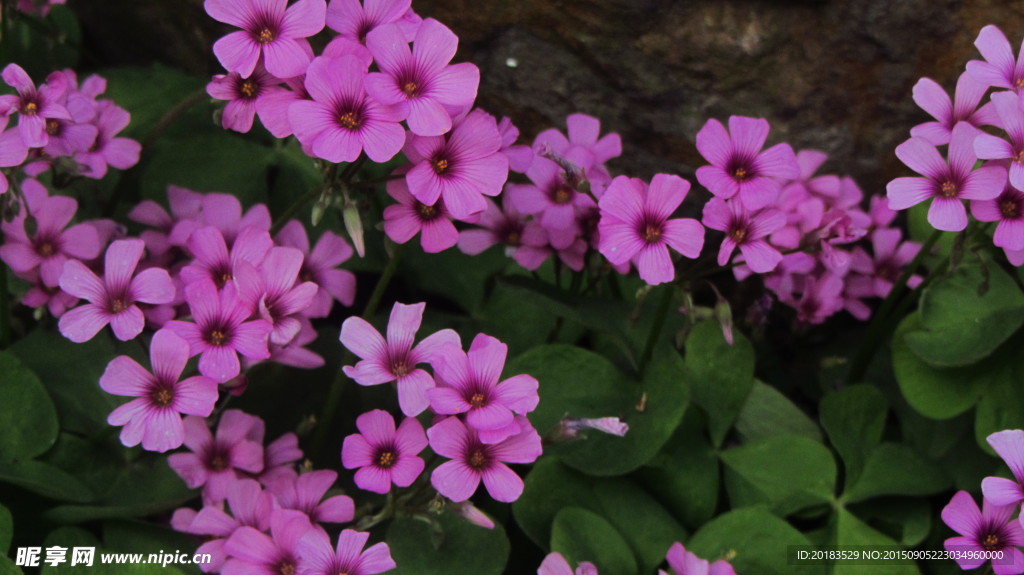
[714,298,734,346]
[221,374,248,397]
[450,501,495,530]
[342,198,365,257]
[551,415,630,443]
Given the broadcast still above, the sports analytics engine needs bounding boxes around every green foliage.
[0,351,58,461]
[684,320,755,447]
[720,435,837,516]
[688,507,824,575]
[735,380,822,444]
[550,507,638,575]
[820,385,887,488]
[387,511,510,575]
[0,504,12,555]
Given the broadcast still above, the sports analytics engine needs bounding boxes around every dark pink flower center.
[431,156,450,175]
[415,202,442,221]
[150,383,175,408]
[468,392,487,408]
[376,449,397,469]
[110,297,130,314]
[983,533,1001,551]
[239,79,259,100]
[939,180,958,199]
[207,447,230,471]
[467,447,488,470]
[728,225,747,244]
[22,99,39,116]
[1002,198,1021,219]
[727,156,755,182]
[45,119,62,136]
[276,561,296,575]
[35,240,57,257]
[550,183,575,205]
[255,27,275,45]
[206,328,229,347]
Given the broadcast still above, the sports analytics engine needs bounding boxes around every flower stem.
[310,245,404,457]
[845,228,943,385]
[639,285,674,379]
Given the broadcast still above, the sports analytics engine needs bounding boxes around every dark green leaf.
[100,65,207,139]
[0,556,22,575]
[0,504,11,555]
[892,313,982,419]
[388,511,509,575]
[833,509,919,575]
[41,527,100,575]
[684,320,755,447]
[820,385,888,488]
[720,435,837,516]
[0,460,93,503]
[735,380,822,444]
[843,443,949,503]
[0,351,58,461]
[688,507,824,575]
[550,507,637,575]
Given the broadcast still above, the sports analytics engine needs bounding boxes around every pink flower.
[695,116,799,210]
[58,239,175,342]
[275,221,356,318]
[702,198,786,273]
[365,18,479,136]
[509,157,595,249]
[597,174,704,285]
[290,55,406,163]
[457,195,551,271]
[74,100,141,179]
[178,478,277,572]
[0,64,71,148]
[206,0,326,78]
[223,509,314,575]
[532,114,621,196]
[341,410,427,494]
[164,279,272,383]
[297,529,396,575]
[207,66,287,134]
[326,0,415,43]
[848,228,922,298]
[942,491,1024,574]
[661,542,735,575]
[975,91,1024,191]
[887,123,1006,232]
[167,410,265,502]
[382,174,459,253]
[404,108,509,219]
[428,416,542,503]
[966,25,1024,93]
[236,246,318,345]
[428,334,539,444]
[910,74,996,146]
[340,301,459,416]
[973,184,1024,251]
[539,553,598,575]
[0,194,101,286]
[265,469,355,525]
[982,430,1024,507]
[180,225,273,288]
[100,330,218,452]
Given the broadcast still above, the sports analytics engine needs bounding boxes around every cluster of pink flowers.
[0,64,141,193]
[538,541,735,575]
[339,302,543,503]
[169,409,395,575]
[940,429,1024,574]
[889,25,1024,266]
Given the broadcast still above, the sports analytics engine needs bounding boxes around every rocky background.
[69,0,1024,195]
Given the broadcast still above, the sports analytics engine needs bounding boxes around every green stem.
[0,265,10,349]
[639,285,674,379]
[311,245,404,456]
[845,229,943,385]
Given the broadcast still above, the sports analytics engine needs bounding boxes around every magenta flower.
[457,195,551,271]
[428,334,539,443]
[973,184,1024,251]
[223,509,314,575]
[275,221,356,318]
[180,225,273,288]
[165,279,273,383]
[539,553,598,575]
[341,301,459,416]
[265,469,355,525]
[74,100,141,179]
[597,174,704,285]
[263,316,326,370]
[942,491,1024,574]
[365,18,479,136]
[975,92,1024,191]
[910,74,996,146]
[532,113,621,196]
[785,272,845,325]
[0,64,71,148]
[260,432,304,484]
[848,228,921,298]
[168,410,265,502]
[888,123,1006,232]
[236,246,318,345]
[290,55,406,163]
[297,529,396,575]
[695,116,799,210]
[168,191,271,248]
[99,330,217,453]
[0,194,101,286]
[183,478,277,572]
[404,108,509,219]
[341,409,427,494]
[326,0,414,43]
[509,157,595,249]
[982,430,1024,507]
[206,0,326,79]
[0,127,29,195]
[428,415,542,503]
[966,25,1024,92]
[207,66,287,134]
[383,174,459,253]
[702,198,786,273]
[661,542,735,575]
[498,116,535,173]
[58,239,175,342]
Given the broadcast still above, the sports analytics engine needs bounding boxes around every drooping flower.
[942,490,1024,574]
[695,116,800,210]
[403,108,509,219]
[966,25,1024,93]
[887,123,1006,232]
[275,221,356,318]
[296,529,396,575]
[701,198,786,273]
[910,74,996,146]
[164,279,273,383]
[167,410,266,502]
[660,542,736,575]
[428,415,542,503]
[0,64,71,148]
[383,172,459,253]
[58,239,175,342]
[341,410,427,494]
[289,54,406,163]
[364,18,479,136]
[265,469,355,525]
[222,508,314,575]
[340,301,460,416]
[428,333,539,443]
[538,552,598,575]
[597,174,704,285]
[100,330,218,452]
[206,0,326,78]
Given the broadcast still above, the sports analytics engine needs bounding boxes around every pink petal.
[59,304,110,343]
[927,197,968,232]
[213,31,261,78]
[481,463,524,503]
[431,460,479,502]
